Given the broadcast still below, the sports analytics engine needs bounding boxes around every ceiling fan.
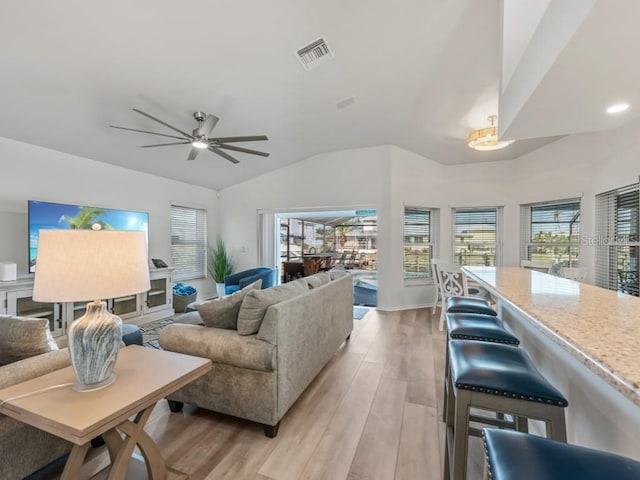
[110,109,269,164]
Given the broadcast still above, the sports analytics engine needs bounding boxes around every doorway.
[275,209,378,306]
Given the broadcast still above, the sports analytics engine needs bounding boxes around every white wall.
[0,136,219,299]
[219,117,640,310]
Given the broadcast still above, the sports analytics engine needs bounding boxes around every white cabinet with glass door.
[6,289,64,338]
[144,267,173,315]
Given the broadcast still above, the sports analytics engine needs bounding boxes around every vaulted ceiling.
[0,0,637,190]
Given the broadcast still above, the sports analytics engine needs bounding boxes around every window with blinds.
[404,207,438,279]
[170,205,207,281]
[453,207,500,266]
[521,199,581,267]
[595,183,639,296]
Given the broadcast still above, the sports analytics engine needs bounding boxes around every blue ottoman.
[121,324,143,346]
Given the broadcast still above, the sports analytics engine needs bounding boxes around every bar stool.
[446,313,517,344]
[444,339,568,480]
[447,296,497,317]
[482,429,640,480]
[443,312,520,422]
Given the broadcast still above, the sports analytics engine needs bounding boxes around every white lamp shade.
[33,230,151,302]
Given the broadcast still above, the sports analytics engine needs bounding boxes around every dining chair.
[437,262,470,331]
[431,258,444,314]
[561,267,587,282]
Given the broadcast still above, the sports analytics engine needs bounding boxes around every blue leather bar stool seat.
[482,429,640,480]
[444,339,568,480]
[447,296,497,317]
[446,313,519,345]
[443,313,520,422]
[122,323,143,346]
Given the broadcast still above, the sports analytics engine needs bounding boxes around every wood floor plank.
[396,403,442,480]
[347,377,407,480]
[297,361,384,480]
[257,352,365,480]
[406,380,438,408]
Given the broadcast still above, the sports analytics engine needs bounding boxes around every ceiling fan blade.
[201,114,219,137]
[211,135,268,143]
[187,146,200,161]
[132,109,193,138]
[208,146,240,164]
[216,143,270,157]
[140,141,191,148]
[110,125,188,141]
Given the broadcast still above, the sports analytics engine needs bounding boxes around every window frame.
[170,204,207,282]
[521,198,581,268]
[403,206,439,281]
[595,182,639,296]
[452,206,502,266]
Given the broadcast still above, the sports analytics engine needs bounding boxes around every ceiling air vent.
[296,37,334,70]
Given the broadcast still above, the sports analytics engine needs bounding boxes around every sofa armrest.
[159,324,275,372]
[0,349,71,390]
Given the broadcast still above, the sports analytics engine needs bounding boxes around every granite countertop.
[462,266,640,407]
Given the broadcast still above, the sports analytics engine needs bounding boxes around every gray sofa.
[0,349,72,479]
[159,270,353,437]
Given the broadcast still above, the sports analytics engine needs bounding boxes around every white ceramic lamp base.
[68,300,123,392]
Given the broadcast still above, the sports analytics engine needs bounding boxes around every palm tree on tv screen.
[63,207,114,230]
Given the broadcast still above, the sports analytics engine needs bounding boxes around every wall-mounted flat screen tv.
[28,200,149,273]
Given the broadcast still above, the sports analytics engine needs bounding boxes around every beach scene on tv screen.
[29,201,149,272]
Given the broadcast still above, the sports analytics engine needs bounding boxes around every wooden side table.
[0,345,211,479]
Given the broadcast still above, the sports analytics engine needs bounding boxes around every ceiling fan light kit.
[110,109,269,163]
[467,114,515,152]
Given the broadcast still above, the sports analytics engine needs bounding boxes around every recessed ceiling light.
[606,103,630,114]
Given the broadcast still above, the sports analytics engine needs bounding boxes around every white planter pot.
[216,283,226,298]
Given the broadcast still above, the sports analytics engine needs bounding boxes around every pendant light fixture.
[467,115,515,151]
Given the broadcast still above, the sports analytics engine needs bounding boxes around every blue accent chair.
[224,267,275,295]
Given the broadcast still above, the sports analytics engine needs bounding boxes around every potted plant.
[208,237,234,298]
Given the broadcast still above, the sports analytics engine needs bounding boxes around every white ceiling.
[0,0,636,190]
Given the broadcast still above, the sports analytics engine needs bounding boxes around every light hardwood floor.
[41,307,485,480]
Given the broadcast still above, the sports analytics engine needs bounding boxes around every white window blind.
[521,199,581,267]
[404,207,438,279]
[453,207,501,266]
[595,182,639,296]
[170,205,207,281]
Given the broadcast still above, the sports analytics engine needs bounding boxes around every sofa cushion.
[195,280,262,329]
[159,324,275,372]
[0,315,58,366]
[237,278,308,336]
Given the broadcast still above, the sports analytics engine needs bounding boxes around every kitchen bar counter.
[462,266,640,457]
[462,266,640,406]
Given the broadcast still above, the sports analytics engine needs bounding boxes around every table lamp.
[33,229,150,391]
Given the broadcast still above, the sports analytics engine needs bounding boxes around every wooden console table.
[0,345,211,479]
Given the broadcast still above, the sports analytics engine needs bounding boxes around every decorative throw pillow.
[0,315,59,366]
[329,270,348,280]
[315,272,332,285]
[305,275,322,289]
[195,279,262,329]
[236,278,308,336]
